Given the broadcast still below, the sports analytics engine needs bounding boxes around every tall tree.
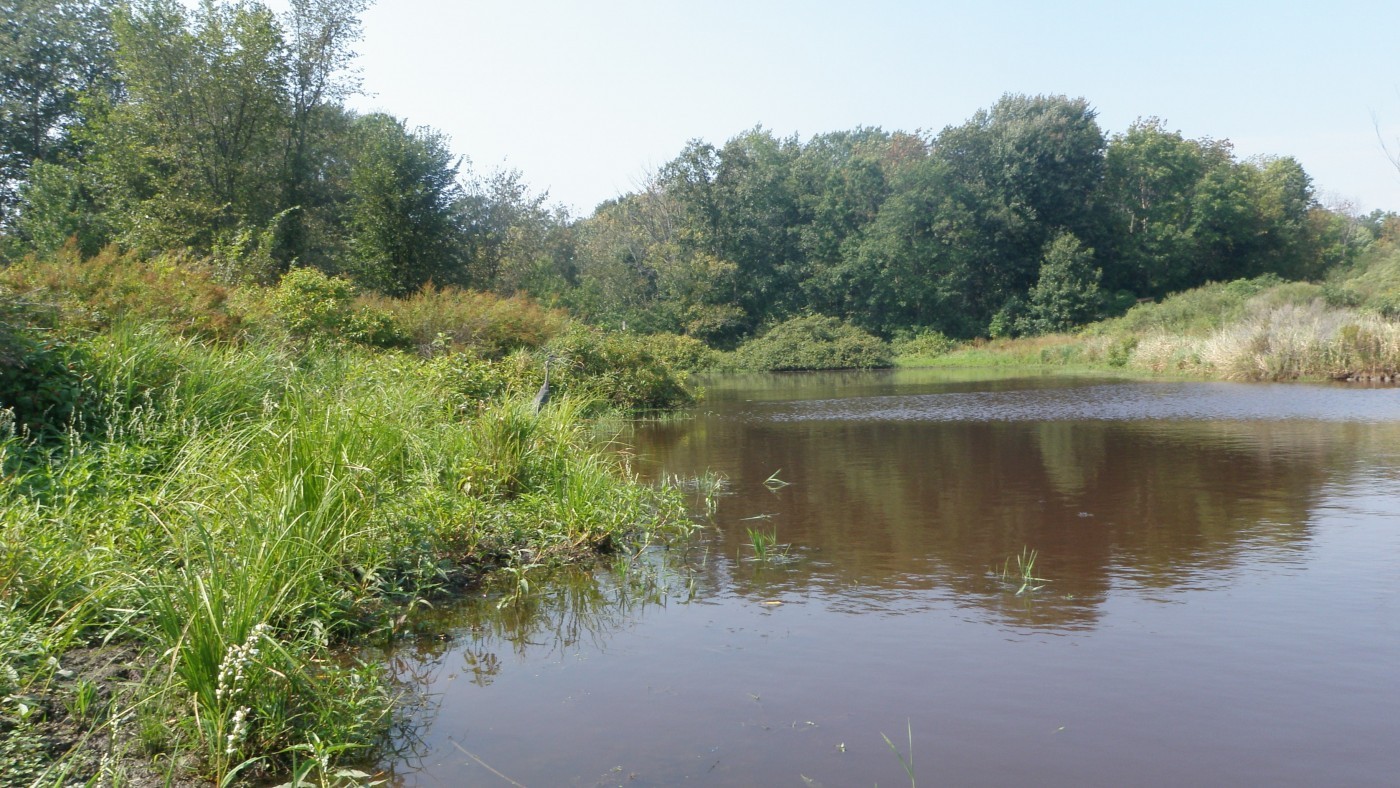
[83,0,290,252]
[708,128,804,327]
[845,156,987,337]
[345,113,466,295]
[933,94,1107,298]
[1098,119,1217,296]
[1018,231,1102,335]
[0,0,117,226]
[278,0,369,266]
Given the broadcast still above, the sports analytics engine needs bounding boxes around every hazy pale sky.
[331,0,1400,215]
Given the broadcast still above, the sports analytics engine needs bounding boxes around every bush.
[425,326,696,413]
[423,351,531,405]
[543,326,695,410]
[729,315,891,371]
[270,268,408,349]
[361,285,567,359]
[891,328,956,360]
[0,292,85,435]
[631,332,720,372]
[0,243,242,341]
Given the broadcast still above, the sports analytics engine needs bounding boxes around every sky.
[326,0,1400,216]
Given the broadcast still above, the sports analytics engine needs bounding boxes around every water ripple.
[765,382,1400,423]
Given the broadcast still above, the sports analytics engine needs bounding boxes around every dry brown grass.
[1131,299,1400,380]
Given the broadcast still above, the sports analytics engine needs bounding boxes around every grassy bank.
[1,252,695,784]
[898,245,1400,381]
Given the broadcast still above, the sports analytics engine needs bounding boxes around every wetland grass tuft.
[746,527,777,561]
[996,547,1048,596]
[666,470,729,515]
[744,526,794,563]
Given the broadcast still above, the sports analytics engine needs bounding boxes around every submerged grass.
[0,324,693,784]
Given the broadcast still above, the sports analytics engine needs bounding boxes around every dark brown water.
[377,370,1400,786]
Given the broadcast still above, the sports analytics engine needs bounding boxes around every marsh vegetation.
[7,1,1400,784]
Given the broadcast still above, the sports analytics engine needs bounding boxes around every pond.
[376,370,1400,786]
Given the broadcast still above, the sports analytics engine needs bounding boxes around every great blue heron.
[531,356,552,414]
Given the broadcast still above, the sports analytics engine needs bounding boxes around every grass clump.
[727,315,892,371]
[745,527,778,562]
[995,548,1048,596]
[1088,275,1297,339]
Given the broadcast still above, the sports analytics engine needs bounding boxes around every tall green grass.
[0,323,691,784]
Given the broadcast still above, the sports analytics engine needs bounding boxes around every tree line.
[2,0,1387,344]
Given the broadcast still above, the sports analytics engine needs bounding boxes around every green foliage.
[542,325,696,411]
[632,331,720,372]
[346,113,468,294]
[5,160,112,258]
[457,167,575,294]
[424,329,696,414]
[0,321,693,783]
[1093,275,1287,339]
[87,0,289,253]
[272,267,356,336]
[363,285,567,358]
[987,297,1025,340]
[0,0,117,221]
[0,291,85,435]
[729,315,891,371]
[1017,232,1102,336]
[1098,119,1318,298]
[891,328,956,361]
[270,267,408,348]
[1106,337,1138,367]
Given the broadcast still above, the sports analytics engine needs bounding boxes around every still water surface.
[379,370,1400,786]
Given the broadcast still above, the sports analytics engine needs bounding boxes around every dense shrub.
[423,351,532,405]
[270,268,408,348]
[0,292,85,435]
[542,325,696,410]
[891,328,957,360]
[424,326,696,413]
[360,285,567,358]
[0,243,242,340]
[729,315,892,371]
[631,331,720,372]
